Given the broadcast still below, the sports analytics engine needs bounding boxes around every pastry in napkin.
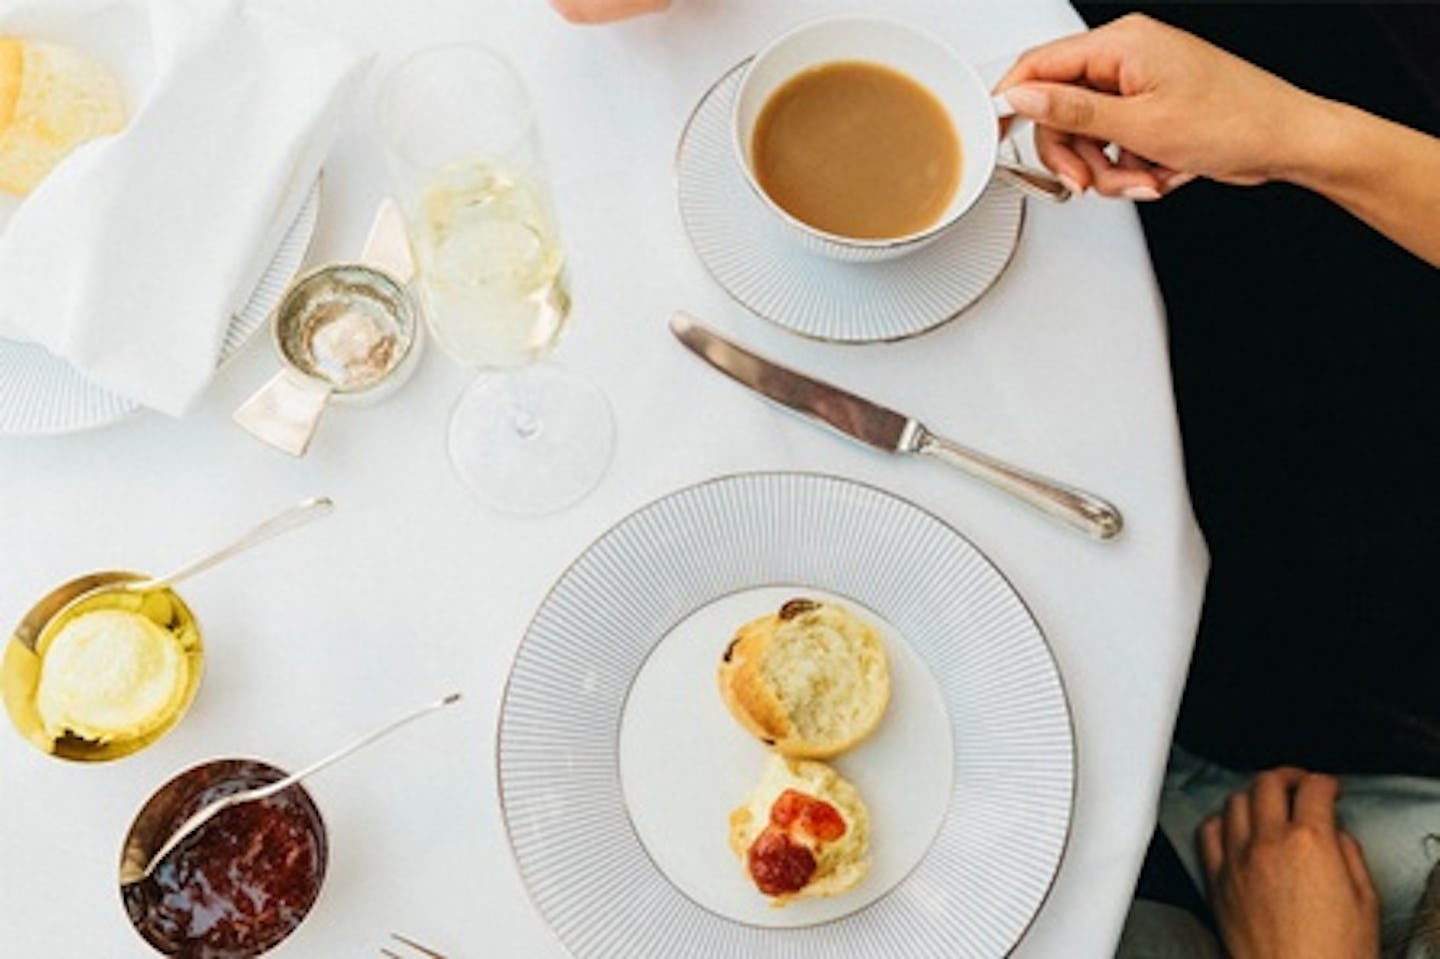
[0,35,128,197]
[0,0,367,416]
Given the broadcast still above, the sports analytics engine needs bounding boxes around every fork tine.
[379,950,403,958]
[390,933,446,958]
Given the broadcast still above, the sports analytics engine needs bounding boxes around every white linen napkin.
[0,0,366,416]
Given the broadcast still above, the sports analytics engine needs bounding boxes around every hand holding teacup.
[994,13,1440,266]
[993,13,1315,198]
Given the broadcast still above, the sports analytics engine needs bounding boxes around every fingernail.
[1003,85,1049,117]
[1123,185,1162,201]
[1162,172,1198,191]
[1058,173,1084,197]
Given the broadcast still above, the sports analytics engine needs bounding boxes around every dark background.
[1071,3,1440,775]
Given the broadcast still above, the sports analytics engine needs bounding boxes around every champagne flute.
[379,44,613,515]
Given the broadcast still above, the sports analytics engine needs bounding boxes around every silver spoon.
[995,161,1073,202]
[13,497,335,653]
[117,495,335,595]
[123,692,462,885]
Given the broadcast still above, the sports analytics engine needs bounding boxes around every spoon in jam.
[122,692,462,886]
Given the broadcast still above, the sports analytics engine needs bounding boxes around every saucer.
[677,62,1024,344]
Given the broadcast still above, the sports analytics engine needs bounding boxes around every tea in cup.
[734,16,1066,261]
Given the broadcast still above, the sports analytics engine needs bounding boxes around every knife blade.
[669,311,1123,540]
[670,311,923,454]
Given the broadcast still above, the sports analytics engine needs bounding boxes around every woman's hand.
[550,0,671,24]
[995,13,1320,198]
[1199,768,1380,959]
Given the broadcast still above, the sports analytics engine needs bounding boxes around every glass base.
[448,365,614,516]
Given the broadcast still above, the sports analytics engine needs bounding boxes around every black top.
[1076,3,1440,774]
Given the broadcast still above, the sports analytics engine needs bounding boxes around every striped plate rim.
[498,472,1074,958]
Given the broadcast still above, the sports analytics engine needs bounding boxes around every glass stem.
[502,369,542,440]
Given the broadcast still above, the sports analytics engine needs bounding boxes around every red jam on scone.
[746,789,848,895]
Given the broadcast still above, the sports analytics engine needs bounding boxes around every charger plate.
[499,472,1074,958]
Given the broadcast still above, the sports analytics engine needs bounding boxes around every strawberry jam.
[747,789,849,896]
[122,759,327,958]
[769,789,847,843]
[747,826,818,896]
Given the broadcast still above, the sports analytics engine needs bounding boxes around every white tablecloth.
[0,1,1208,955]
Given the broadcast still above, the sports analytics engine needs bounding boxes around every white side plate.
[0,179,321,436]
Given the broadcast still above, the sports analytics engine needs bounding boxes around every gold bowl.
[1,571,204,762]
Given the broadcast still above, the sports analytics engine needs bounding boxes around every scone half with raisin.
[730,754,870,906]
[718,598,890,759]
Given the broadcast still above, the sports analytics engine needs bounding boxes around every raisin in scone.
[718,598,889,759]
[729,754,870,906]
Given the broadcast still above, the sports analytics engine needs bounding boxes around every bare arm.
[1287,98,1440,267]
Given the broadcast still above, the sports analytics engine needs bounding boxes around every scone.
[0,36,127,196]
[718,598,889,758]
[729,754,870,905]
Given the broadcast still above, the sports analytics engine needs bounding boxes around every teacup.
[733,16,1066,263]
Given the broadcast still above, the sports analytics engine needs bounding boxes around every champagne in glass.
[380,46,613,515]
[414,159,570,368]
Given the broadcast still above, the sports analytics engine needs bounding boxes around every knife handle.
[916,428,1124,541]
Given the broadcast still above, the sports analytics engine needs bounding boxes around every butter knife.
[670,312,1123,541]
